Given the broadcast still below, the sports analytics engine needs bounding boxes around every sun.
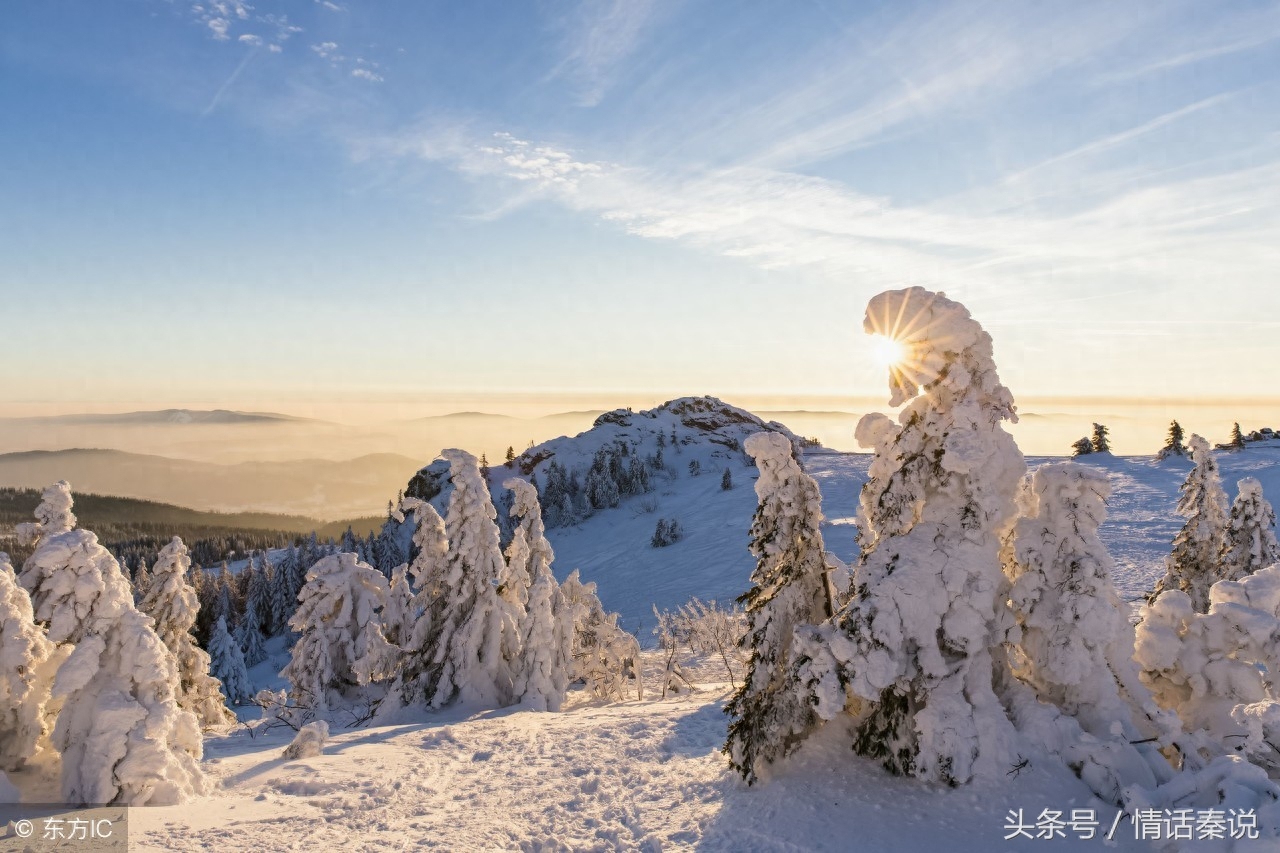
[870,334,905,368]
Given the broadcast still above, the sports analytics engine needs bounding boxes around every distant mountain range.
[2,409,316,425]
[0,448,421,519]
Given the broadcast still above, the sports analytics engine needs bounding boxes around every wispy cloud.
[549,0,671,106]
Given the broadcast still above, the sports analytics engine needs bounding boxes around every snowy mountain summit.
[402,396,812,629]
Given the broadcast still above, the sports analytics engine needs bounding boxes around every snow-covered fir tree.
[799,287,1028,785]
[1071,437,1093,456]
[1149,435,1230,611]
[414,449,517,709]
[1158,419,1187,459]
[0,552,64,773]
[382,563,414,648]
[16,481,205,805]
[393,497,450,705]
[1090,422,1111,453]
[131,556,151,604]
[236,561,269,667]
[207,615,252,705]
[269,547,297,638]
[281,552,399,714]
[1001,463,1180,801]
[724,431,833,785]
[138,537,235,729]
[1220,477,1280,581]
[504,479,572,711]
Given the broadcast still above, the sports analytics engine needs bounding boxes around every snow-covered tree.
[504,479,572,711]
[393,498,450,706]
[560,569,641,701]
[1149,435,1230,611]
[1158,420,1186,460]
[138,537,235,729]
[0,552,64,772]
[207,615,252,705]
[1071,437,1093,456]
[414,449,517,709]
[131,557,151,604]
[1221,478,1280,582]
[236,563,269,667]
[1001,463,1181,801]
[17,482,206,805]
[269,547,297,638]
[724,431,833,785]
[281,552,399,714]
[801,287,1028,786]
[1090,422,1111,454]
[381,562,414,648]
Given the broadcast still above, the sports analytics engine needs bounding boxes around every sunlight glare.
[870,334,905,368]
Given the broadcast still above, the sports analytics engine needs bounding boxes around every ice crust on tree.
[724,431,833,785]
[17,483,206,805]
[805,286,1027,785]
[0,552,64,773]
[208,615,252,705]
[505,479,572,712]
[281,552,398,714]
[1221,477,1280,582]
[138,537,234,729]
[1150,435,1230,610]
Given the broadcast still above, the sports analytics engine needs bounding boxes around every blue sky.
[2,0,1279,409]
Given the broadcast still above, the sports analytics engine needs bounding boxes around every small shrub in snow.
[1149,435,1230,611]
[561,570,642,702]
[282,720,329,760]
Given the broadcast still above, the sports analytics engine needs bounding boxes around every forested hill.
[0,487,381,569]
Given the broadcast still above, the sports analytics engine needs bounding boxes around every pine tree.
[721,468,733,491]
[132,556,151,604]
[138,537,235,729]
[505,445,516,467]
[416,449,516,709]
[724,432,833,784]
[16,482,205,805]
[1149,435,1230,611]
[1158,420,1186,460]
[803,287,1027,785]
[1228,422,1246,451]
[381,562,414,647]
[505,479,571,711]
[269,547,296,638]
[0,552,64,772]
[1090,422,1111,454]
[394,497,450,705]
[235,563,270,667]
[207,616,252,705]
[1072,437,1093,456]
[281,552,398,714]
[1220,477,1280,581]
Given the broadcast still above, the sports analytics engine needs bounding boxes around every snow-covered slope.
[399,398,1280,636]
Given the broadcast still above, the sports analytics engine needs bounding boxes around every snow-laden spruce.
[381,562,414,648]
[393,496,450,706]
[724,431,833,785]
[1150,435,1230,610]
[208,615,252,705]
[800,287,1027,785]
[414,450,518,709]
[138,537,235,729]
[17,482,206,805]
[0,552,65,773]
[1221,477,1280,581]
[281,552,399,715]
[505,478,573,711]
[235,560,269,667]
[1000,463,1181,801]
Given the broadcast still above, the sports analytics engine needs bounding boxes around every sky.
[2,0,1279,412]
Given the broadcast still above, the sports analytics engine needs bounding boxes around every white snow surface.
[128,655,1155,852]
